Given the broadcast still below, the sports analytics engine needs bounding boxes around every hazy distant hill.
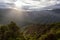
[0,8,21,24]
[23,9,60,24]
[0,8,60,26]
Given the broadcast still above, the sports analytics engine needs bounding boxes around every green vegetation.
[0,21,60,40]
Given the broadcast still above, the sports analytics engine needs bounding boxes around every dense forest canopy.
[0,21,60,40]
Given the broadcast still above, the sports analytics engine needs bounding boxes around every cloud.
[0,0,16,3]
[0,0,16,8]
[32,0,40,1]
[0,0,60,11]
[21,0,60,11]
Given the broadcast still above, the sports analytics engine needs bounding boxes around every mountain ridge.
[0,8,60,26]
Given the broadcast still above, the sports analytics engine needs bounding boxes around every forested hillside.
[0,21,60,40]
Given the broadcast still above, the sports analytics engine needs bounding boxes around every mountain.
[51,9,60,14]
[22,22,60,40]
[23,22,60,35]
[23,9,60,24]
[0,8,21,24]
[0,8,60,26]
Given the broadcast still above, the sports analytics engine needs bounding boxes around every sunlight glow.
[14,1,23,8]
[14,0,60,9]
[0,0,60,11]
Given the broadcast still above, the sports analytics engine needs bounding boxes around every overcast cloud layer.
[0,0,60,11]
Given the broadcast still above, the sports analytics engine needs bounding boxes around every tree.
[0,21,25,40]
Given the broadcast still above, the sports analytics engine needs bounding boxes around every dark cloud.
[6,3,15,7]
[0,2,15,8]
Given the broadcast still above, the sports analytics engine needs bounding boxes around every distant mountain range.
[0,8,60,26]
[23,9,60,24]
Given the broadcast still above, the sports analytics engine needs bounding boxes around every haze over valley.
[0,8,60,26]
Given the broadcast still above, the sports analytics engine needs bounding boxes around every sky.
[0,0,60,11]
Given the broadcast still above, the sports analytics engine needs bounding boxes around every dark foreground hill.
[23,22,60,40]
[0,22,60,40]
